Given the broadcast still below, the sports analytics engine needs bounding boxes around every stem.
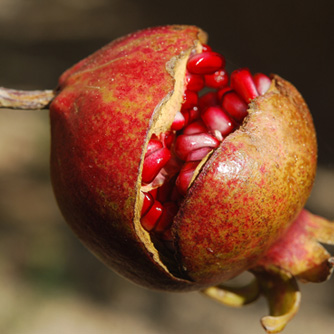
[0,87,55,110]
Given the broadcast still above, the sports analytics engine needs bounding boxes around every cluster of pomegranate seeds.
[140,45,271,243]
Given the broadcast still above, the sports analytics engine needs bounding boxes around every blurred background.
[0,0,333,333]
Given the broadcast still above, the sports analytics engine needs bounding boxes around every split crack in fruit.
[0,25,333,333]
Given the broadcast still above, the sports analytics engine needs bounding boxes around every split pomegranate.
[139,51,268,245]
[1,25,333,333]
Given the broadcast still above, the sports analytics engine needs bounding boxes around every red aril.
[186,147,213,161]
[253,73,272,95]
[155,202,179,233]
[217,86,233,101]
[181,110,190,126]
[156,176,176,203]
[175,161,200,196]
[188,106,200,123]
[175,133,220,161]
[160,131,175,149]
[149,188,158,199]
[230,68,259,102]
[185,72,205,91]
[221,91,248,122]
[187,52,225,75]
[201,44,212,52]
[204,69,229,89]
[181,90,198,110]
[171,111,186,130]
[146,139,163,156]
[141,200,163,231]
[201,106,235,136]
[141,191,154,216]
[198,91,219,111]
[183,120,207,135]
[142,148,172,184]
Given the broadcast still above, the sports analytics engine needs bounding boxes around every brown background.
[0,0,333,333]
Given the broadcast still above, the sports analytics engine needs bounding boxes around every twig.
[0,87,55,110]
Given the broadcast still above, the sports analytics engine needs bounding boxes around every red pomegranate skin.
[49,25,317,291]
[50,25,205,291]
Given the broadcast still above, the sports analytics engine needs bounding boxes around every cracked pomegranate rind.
[50,25,208,292]
[173,75,317,285]
[2,25,333,334]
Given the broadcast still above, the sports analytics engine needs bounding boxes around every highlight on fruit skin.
[0,25,333,333]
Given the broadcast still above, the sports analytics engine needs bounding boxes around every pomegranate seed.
[175,133,220,161]
[141,192,154,216]
[155,202,179,233]
[253,73,271,95]
[160,131,175,148]
[201,44,212,52]
[171,111,186,130]
[142,148,171,184]
[230,68,259,102]
[145,139,163,157]
[149,188,158,198]
[186,147,213,161]
[170,185,183,202]
[221,91,248,122]
[185,72,205,91]
[182,90,198,110]
[188,106,200,123]
[157,176,176,203]
[204,69,229,89]
[217,86,233,102]
[175,161,200,196]
[201,106,236,137]
[198,91,219,111]
[183,120,207,135]
[187,52,225,75]
[181,110,190,126]
[141,200,163,231]
[161,156,183,180]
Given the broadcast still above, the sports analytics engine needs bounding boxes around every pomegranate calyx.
[203,267,301,334]
[257,209,334,283]
[253,266,301,334]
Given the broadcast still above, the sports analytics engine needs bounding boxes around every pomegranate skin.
[49,25,317,291]
[50,25,205,291]
[173,76,317,285]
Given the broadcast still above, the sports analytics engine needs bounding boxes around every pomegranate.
[1,25,333,333]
